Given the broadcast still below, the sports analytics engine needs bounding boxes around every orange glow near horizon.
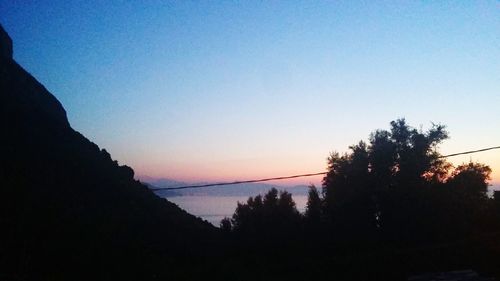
[129,139,500,188]
[134,155,500,188]
[135,165,326,186]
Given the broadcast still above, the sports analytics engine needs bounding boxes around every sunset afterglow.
[2,2,499,187]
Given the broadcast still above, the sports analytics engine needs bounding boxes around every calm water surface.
[168,195,308,226]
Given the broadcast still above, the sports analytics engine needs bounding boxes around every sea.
[167,195,308,227]
[166,185,500,227]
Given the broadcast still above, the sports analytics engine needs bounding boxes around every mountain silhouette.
[0,25,219,280]
[146,177,310,197]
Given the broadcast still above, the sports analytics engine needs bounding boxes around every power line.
[150,145,500,191]
[437,146,500,158]
[150,172,326,191]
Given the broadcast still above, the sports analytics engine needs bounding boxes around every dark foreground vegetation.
[2,25,500,280]
[221,119,500,280]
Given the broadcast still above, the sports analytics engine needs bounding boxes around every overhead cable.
[150,145,500,191]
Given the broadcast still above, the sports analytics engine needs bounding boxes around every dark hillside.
[0,25,219,280]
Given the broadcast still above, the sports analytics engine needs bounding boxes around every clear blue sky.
[1,1,499,185]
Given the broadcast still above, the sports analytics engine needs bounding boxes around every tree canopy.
[225,119,497,245]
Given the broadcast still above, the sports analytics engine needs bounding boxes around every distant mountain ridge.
[142,177,310,197]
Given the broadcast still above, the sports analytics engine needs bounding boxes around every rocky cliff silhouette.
[0,25,219,280]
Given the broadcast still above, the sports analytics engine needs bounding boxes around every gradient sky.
[1,1,499,186]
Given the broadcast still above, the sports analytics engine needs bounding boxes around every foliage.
[225,119,498,247]
[229,188,301,238]
[304,185,322,223]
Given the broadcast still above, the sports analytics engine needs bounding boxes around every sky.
[1,1,499,186]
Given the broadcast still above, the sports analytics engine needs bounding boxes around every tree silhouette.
[304,185,322,225]
[225,119,495,245]
[220,217,232,233]
[442,162,493,235]
[448,162,491,197]
[222,118,498,280]
[230,188,301,238]
[321,119,462,241]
